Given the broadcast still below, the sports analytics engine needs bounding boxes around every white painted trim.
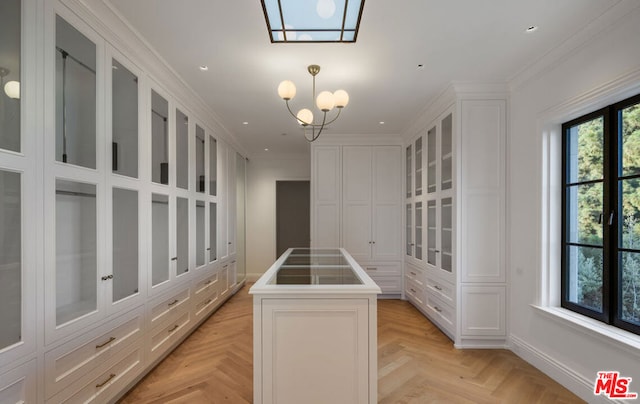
[510,334,627,404]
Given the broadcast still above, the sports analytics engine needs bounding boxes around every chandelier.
[278,64,349,142]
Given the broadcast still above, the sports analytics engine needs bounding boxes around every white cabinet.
[311,146,342,248]
[342,146,402,262]
[403,86,507,348]
[0,360,37,404]
[312,143,402,296]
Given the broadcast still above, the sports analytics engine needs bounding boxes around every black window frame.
[561,92,640,336]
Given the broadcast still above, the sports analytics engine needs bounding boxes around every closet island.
[250,248,380,404]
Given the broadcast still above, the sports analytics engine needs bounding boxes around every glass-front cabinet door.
[45,8,105,343]
[196,200,206,268]
[426,126,437,194]
[176,109,188,189]
[151,90,169,185]
[111,58,138,178]
[0,0,37,363]
[405,144,412,198]
[176,196,189,276]
[110,187,139,309]
[196,125,205,193]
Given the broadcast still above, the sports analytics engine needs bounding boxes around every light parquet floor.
[119,284,584,404]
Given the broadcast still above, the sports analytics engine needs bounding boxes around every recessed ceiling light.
[243,122,249,125]
[417,64,424,69]
[199,65,209,71]
[379,121,385,125]
[525,26,538,33]
[264,148,269,152]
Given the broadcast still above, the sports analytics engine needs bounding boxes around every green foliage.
[571,103,640,325]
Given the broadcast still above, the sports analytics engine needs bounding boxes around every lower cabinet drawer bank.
[0,360,36,404]
[47,341,144,403]
[148,311,191,363]
[425,293,455,337]
[44,306,144,399]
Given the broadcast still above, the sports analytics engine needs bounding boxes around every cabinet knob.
[171,257,178,261]
[100,274,114,281]
[206,247,211,251]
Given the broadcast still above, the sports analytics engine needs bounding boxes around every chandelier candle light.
[278,64,349,142]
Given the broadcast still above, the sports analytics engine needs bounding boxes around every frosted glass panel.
[209,202,217,262]
[196,125,205,193]
[176,197,189,275]
[0,170,21,349]
[111,59,138,178]
[415,137,422,196]
[405,145,411,198]
[176,109,188,189]
[151,91,168,184]
[441,114,453,190]
[427,200,436,265]
[151,193,169,285]
[55,16,96,169]
[405,203,412,256]
[56,180,97,325]
[427,126,436,194]
[209,136,217,196]
[415,202,422,260]
[196,200,205,267]
[112,188,138,302]
[441,197,453,272]
[0,0,21,152]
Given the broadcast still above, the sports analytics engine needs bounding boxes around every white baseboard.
[510,334,627,404]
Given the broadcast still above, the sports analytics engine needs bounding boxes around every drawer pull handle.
[410,271,416,276]
[205,299,212,305]
[434,285,442,291]
[434,306,442,313]
[96,373,116,388]
[168,299,179,307]
[168,325,179,333]
[366,267,377,271]
[100,274,114,281]
[206,247,211,251]
[95,336,116,349]
[410,288,416,293]
[205,280,212,285]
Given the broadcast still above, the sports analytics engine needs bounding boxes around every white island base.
[250,248,380,404]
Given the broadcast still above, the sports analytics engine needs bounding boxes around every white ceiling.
[107,0,621,157]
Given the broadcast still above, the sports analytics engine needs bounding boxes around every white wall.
[509,4,640,402]
[246,154,310,279]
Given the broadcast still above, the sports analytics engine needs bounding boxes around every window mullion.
[603,106,615,325]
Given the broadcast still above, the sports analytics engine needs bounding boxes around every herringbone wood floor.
[119,284,584,403]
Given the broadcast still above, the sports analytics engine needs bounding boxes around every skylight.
[260,0,365,43]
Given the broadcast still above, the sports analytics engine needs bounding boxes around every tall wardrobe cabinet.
[312,140,403,296]
[403,84,507,348]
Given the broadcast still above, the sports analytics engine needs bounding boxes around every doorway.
[276,181,310,258]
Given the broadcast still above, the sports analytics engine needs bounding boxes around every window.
[562,93,640,336]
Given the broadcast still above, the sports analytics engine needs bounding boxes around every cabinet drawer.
[362,263,401,276]
[0,360,36,404]
[194,273,218,296]
[369,275,401,294]
[405,277,425,306]
[44,307,144,398]
[149,311,191,363]
[219,266,229,296]
[425,293,455,335]
[48,342,143,404]
[405,264,425,287]
[149,286,190,328]
[425,276,454,305]
[194,289,219,318]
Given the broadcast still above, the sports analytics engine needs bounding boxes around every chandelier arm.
[311,111,328,142]
[285,99,314,126]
